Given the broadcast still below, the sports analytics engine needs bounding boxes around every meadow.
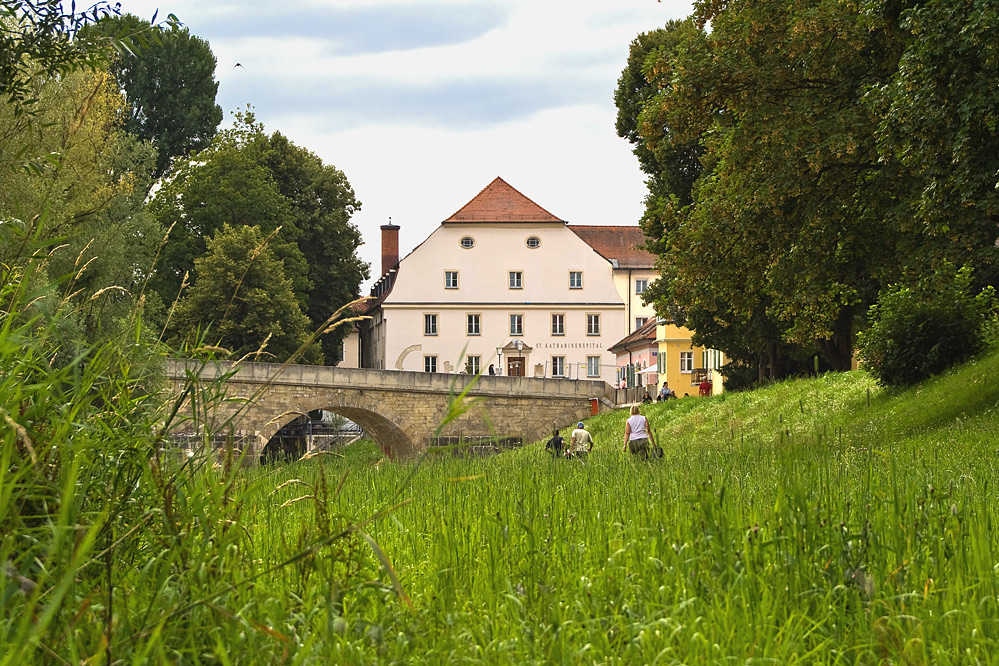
[4,332,999,663]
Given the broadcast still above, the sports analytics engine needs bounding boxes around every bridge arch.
[259,397,420,459]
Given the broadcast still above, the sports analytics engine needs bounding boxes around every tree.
[149,111,368,365]
[628,0,905,372]
[169,224,321,364]
[98,13,223,178]
[255,131,369,363]
[1,0,119,113]
[148,117,309,314]
[870,0,999,288]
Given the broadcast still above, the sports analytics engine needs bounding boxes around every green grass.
[4,276,999,666]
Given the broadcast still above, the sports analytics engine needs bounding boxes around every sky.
[118,0,693,290]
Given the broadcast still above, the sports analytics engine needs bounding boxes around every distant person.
[545,428,565,457]
[488,364,495,376]
[642,391,653,404]
[658,382,674,401]
[619,378,627,389]
[699,379,712,397]
[567,421,593,458]
[623,405,658,459]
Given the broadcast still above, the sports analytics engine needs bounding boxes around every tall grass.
[4,239,999,664]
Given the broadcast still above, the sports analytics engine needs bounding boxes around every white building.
[358,177,657,384]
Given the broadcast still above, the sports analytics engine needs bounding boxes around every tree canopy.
[168,223,321,364]
[150,111,368,365]
[98,13,223,178]
[620,0,999,380]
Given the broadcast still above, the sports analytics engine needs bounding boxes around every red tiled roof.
[567,225,656,269]
[608,317,659,354]
[444,177,565,223]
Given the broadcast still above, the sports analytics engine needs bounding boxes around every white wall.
[379,222,626,383]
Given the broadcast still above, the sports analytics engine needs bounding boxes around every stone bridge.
[165,360,620,461]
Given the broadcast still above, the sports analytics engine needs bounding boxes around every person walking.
[567,421,593,458]
[623,405,657,459]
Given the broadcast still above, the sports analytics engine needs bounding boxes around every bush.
[858,266,996,387]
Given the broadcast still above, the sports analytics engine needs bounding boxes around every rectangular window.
[424,313,438,336]
[552,356,565,377]
[424,355,437,373]
[467,355,481,375]
[635,316,649,330]
[586,313,601,336]
[680,351,693,373]
[466,313,480,336]
[444,271,459,289]
[586,356,600,378]
[635,278,648,295]
[509,271,523,289]
[569,271,583,289]
[551,313,565,336]
[510,314,524,336]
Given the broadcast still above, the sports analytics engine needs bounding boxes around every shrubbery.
[858,266,996,387]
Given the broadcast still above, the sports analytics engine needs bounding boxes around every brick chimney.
[380,220,400,276]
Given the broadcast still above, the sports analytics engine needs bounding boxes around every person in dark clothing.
[545,428,565,457]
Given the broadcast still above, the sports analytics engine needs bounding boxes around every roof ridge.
[444,177,564,223]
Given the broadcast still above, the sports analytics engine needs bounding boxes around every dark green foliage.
[858,267,996,387]
[255,131,368,363]
[100,13,223,178]
[169,223,322,363]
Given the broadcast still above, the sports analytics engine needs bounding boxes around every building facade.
[359,177,661,384]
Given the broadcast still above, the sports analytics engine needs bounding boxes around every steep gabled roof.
[608,316,659,355]
[444,177,565,223]
[568,225,656,269]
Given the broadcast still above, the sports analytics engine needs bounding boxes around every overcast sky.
[118,0,693,289]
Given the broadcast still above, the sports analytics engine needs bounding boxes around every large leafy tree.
[627,0,906,372]
[168,223,321,364]
[150,112,368,365]
[98,13,223,179]
[871,0,999,288]
[255,131,369,362]
[148,117,308,313]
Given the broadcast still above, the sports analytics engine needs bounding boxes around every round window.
[526,236,541,249]
[460,236,474,249]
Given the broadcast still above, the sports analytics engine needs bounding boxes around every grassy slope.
[234,350,999,665]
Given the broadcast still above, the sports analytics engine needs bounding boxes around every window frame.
[459,236,475,249]
[526,236,541,249]
[444,270,459,289]
[467,355,481,375]
[509,313,524,336]
[635,278,648,295]
[509,270,523,289]
[424,355,438,373]
[568,270,583,289]
[551,355,566,378]
[586,356,600,378]
[424,313,438,336]
[635,316,649,330]
[466,313,481,336]
[679,351,694,374]
[586,313,601,336]
[551,313,565,336]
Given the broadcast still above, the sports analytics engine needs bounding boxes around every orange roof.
[444,177,565,223]
[608,317,659,354]
[568,225,656,269]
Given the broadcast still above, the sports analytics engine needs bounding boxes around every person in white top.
[623,405,658,458]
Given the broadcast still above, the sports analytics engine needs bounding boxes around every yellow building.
[656,320,725,397]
